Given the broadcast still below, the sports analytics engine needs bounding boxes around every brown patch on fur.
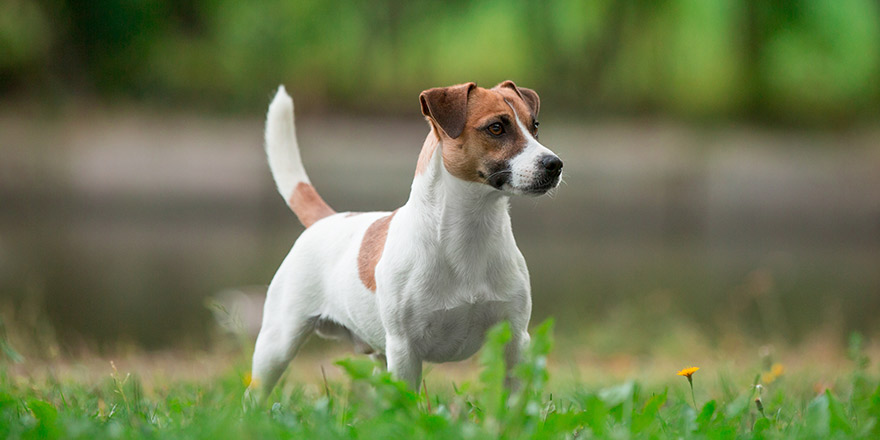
[357,210,398,292]
[419,83,475,139]
[497,80,540,116]
[430,84,537,184]
[288,182,336,228]
[415,128,440,176]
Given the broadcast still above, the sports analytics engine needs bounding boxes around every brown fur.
[357,210,398,291]
[419,83,476,139]
[288,182,336,228]
[428,83,539,184]
[497,80,540,116]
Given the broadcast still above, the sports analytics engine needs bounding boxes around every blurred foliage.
[2,0,880,122]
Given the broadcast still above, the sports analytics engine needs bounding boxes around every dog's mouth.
[479,165,561,196]
[495,174,561,196]
[476,167,512,190]
[521,174,561,195]
[486,170,512,190]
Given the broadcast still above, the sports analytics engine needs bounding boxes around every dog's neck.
[405,131,513,255]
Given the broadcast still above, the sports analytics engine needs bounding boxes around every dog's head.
[419,81,562,196]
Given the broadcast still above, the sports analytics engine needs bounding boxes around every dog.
[249,81,562,399]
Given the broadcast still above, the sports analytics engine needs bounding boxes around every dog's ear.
[419,82,476,139]
[497,80,540,117]
[517,87,540,117]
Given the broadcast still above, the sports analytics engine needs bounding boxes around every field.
[2,321,879,439]
[2,105,879,440]
[4,1,880,438]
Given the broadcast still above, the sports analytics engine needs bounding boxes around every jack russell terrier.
[249,81,563,399]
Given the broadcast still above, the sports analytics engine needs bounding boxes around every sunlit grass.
[2,320,879,439]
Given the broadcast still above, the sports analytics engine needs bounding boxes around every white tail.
[265,86,311,200]
[264,86,335,227]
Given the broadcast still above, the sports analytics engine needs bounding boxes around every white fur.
[265,86,310,201]
[504,100,558,195]
[250,86,557,399]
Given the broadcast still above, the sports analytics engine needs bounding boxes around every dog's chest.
[414,300,507,363]
[378,212,530,362]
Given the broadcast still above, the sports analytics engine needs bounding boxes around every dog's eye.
[532,121,539,132]
[487,122,504,136]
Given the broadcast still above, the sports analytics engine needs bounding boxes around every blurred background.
[1,0,879,362]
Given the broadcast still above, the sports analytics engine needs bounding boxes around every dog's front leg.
[504,327,530,390]
[385,334,422,390]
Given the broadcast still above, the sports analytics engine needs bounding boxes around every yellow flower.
[770,363,784,377]
[678,366,700,409]
[761,363,785,384]
[677,367,699,378]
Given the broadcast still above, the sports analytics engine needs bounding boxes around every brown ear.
[517,87,540,116]
[497,80,540,116]
[419,82,476,139]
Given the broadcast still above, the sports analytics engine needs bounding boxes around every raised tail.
[265,86,335,227]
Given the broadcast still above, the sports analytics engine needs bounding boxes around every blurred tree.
[2,0,879,123]
[0,0,52,94]
[756,0,880,122]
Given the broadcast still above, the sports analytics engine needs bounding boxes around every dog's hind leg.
[248,278,319,403]
[249,315,315,402]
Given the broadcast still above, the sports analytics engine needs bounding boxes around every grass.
[1,321,879,439]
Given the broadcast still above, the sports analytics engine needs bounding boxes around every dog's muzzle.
[541,155,563,178]
[526,154,563,193]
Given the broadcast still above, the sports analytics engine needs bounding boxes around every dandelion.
[761,363,785,384]
[771,363,784,377]
[677,366,699,379]
[677,366,699,409]
[755,384,766,418]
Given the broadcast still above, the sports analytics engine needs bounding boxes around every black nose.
[541,155,563,173]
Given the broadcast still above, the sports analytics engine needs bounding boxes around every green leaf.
[696,399,716,429]
[25,399,60,440]
[871,384,880,414]
[528,319,555,358]
[869,384,880,437]
[580,394,608,437]
[541,411,582,435]
[848,332,869,370]
[478,321,512,422]
[632,389,667,433]
[806,392,830,437]
[335,358,375,380]
[0,392,17,410]
[753,417,771,436]
[826,390,852,434]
